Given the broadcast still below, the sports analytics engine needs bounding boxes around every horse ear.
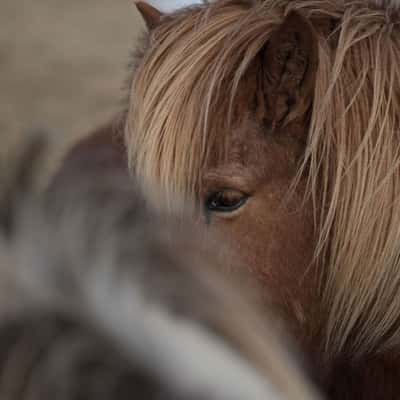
[135,2,163,30]
[263,11,318,129]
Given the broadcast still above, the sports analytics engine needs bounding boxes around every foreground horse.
[122,0,400,397]
[0,140,320,400]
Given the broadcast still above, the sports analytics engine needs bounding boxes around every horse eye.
[205,189,248,213]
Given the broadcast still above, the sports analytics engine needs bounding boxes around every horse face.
[132,5,320,333]
[199,12,319,327]
[199,119,316,332]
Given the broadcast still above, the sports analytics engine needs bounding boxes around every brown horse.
[0,138,320,400]
[121,0,400,398]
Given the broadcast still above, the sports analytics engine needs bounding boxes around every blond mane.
[125,0,400,359]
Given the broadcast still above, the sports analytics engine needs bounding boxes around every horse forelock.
[126,0,279,202]
[126,0,400,360]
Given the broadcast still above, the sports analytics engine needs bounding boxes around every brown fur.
[126,1,400,398]
[50,117,127,191]
[136,1,163,29]
[128,0,320,356]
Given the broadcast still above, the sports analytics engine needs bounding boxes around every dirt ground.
[1,0,144,178]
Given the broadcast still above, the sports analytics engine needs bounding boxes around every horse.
[0,137,321,400]
[120,0,400,397]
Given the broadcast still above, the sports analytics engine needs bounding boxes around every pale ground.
[1,0,144,178]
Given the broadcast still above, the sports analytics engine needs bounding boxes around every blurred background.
[1,0,144,178]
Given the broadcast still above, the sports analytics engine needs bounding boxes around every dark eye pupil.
[210,192,229,208]
[206,190,248,212]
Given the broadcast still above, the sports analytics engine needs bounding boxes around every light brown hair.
[126,0,400,359]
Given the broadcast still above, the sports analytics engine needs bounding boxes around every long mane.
[126,0,400,359]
